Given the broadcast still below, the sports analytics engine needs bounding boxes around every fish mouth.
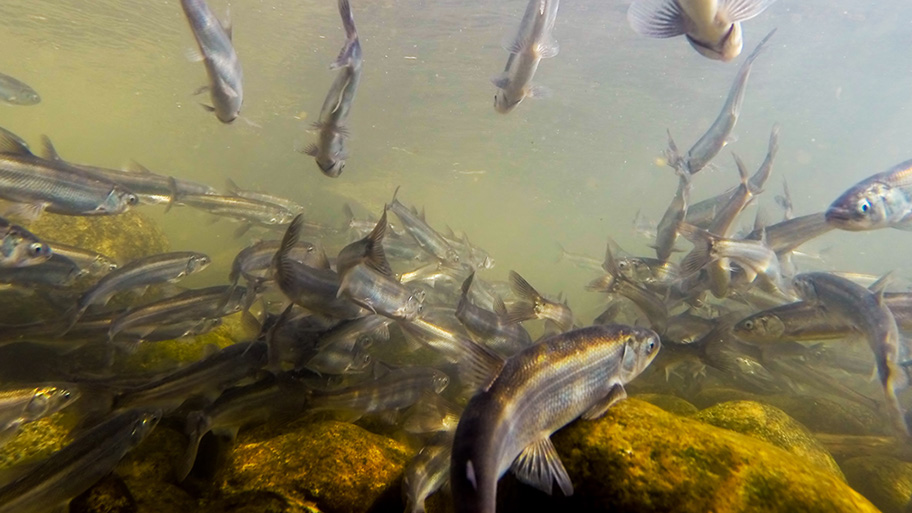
[824,207,854,225]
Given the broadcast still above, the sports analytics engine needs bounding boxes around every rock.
[217,419,412,513]
[693,400,843,479]
[842,456,912,513]
[128,480,198,513]
[815,433,912,464]
[634,393,698,415]
[0,411,74,470]
[71,475,136,513]
[27,210,170,264]
[689,387,761,409]
[117,425,186,483]
[763,394,886,436]
[201,490,319,513]
[547,399,878,513]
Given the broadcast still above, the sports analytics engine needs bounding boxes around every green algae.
[217,419,412,513]
[693,400,844,480]
[0,411,75,470]
[550,399,878,513]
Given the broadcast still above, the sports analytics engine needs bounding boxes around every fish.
[228,237,318,288]
[0,217,51,268]
[664,29,774,175]
[181,0,243,123]
[336,210,392,277]
[0,253,84,288]
[555,243,604,272]
[491,0,560,113]
[107,285,252,343]
[824,158,912,231]
[0,409,159,513]
[388,188,460,264]
[653,166,690,262]
[43,240,117,276]
[0,72,40,105]
[0,127,138,218]
[792,272,910,435]
[505,270,574,332]
[456,272,533,357]
[170,189,297,235]
[179,374,312,480]
[225,178,306,213]
[304,0,363,177]
[39,137,217,205]
[450,324,660,513]
[338,262,425,322]
[627,0,777,61]
[744,212,833,256]
[68,251,211,329]
[0,386,78,445]
[307,366,451,418]
[403,430,454,513]
[113,341,268,411]
[589,243,669,335]
[274,215,367,320]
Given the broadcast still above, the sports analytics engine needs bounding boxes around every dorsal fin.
[0,127,33,156]
[40,135,62,160]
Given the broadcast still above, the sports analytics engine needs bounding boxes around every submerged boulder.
[693,400,843,479]
[216,419,412,513]
[547,399,877,513]
[842,456,912,513]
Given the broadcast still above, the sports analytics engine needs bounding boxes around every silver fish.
[43,240,117,276]
[491,0,560,113]
[181,0,243,123]
[0,386,78,446]
[0,409,159,513]
[0,72,39,105]
[304,0,363,177]
[0,217,51,268]
[456,272,532,357]
[505,270,573,332]
[664,29,774,175]
[403,430,454,513]
[450,324,660,513]
[825,159,912,231]
[628,0,777,61]
[225,178,305,213]
[308,366,450,418]
[388,187,460,264]
[653,166,690,262]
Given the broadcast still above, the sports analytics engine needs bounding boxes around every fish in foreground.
[0,71,40,105]
[450,324,660,513]
[403,429,454,513]
[824,158,912,231]
[0,386,78,446]
[0,127,138,218]
[181,0,243,123]
[67,251,211,330]
[492,0,560,113]
[792,272,910,436]
[304,0,362,177]
[627,0,777,61]
[0,409,159,513]
[665,29,774,176]
[0,217,51,268]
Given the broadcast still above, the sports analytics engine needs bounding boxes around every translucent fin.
[717,0,778,23]
[581,383,627,420]
[505,271,542,324]
[627,0,687,38]
[0,127,33,156]
[510,437,573,496]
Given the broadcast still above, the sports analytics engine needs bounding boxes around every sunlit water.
[0,0,910,326]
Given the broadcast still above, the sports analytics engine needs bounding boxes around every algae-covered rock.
[693,400,843,479]
[549,399,878,513]
[128,480,198,513]
[763,394,886,436]
[27,210,170,264]
[842,456,912,513]
[217,419,412,513]
[71,474,136,513]
[690,386,761,409]
[0,411,74,470]
[117,425,186,483]
[202,490,321,513]
[634,393,698,415]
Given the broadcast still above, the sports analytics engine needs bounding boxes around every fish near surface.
[492,0,560,113]
[450,324,660,513]
[628,0,777,61]
[181,0,243,123]
[825,158,912,231]
[792,272,911,436]
[304,0,363,177]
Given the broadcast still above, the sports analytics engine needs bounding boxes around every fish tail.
[505,271,542,323]
[678,223,714,276]
[365,210,393,276]
[744,28,777,65]
[179,411,211,481]
[274,215,304,289]
[331,0,359,69]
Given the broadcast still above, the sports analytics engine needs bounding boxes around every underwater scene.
[0,0,911,511]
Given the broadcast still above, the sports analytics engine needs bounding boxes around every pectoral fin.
[717,0,778,23]
[627,0,687,38]
[581,383,627,420]
[510,437,573,496]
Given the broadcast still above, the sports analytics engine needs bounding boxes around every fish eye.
[858,200,870,213]
[127,194,139,206]
[618,261,628,270]
[647,338,657,353]
[28,243,48,257]
[742,320,754,330]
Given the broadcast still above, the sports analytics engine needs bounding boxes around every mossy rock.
[128,480,198,513]
[120,318,242,373]
[71,474,136,513]
[0,411,74,470]
[217,419,412,513]
[547,399,877,513]
[690,387,761,409]
[842,456,912,513]
[117,425,186,483]
[693,401,843,480]
[634,393,698,415]
[27,210,170,264]
[202,490,320,513]
[763,394,886,436]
